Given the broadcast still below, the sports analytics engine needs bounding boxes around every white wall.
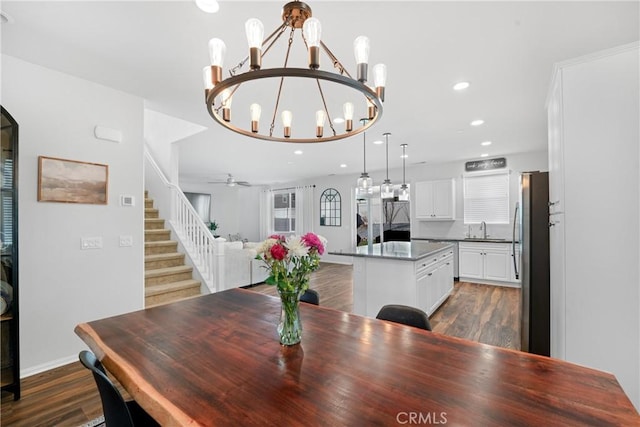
[2,55,145,376]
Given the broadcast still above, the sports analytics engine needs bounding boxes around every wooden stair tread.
[145,265,192,278]
[145,240,176,247]
[145,253,184,261]
[145,229,170,234]
[145,279,200,296]
[145,292,204,308]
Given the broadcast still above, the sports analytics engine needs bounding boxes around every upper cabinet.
[415,179,455,220]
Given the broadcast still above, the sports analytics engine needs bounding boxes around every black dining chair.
[300,289,320,305]
[376,304,432,331]
[79,350,160,427]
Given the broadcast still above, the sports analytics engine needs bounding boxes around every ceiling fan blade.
[237,181,251,187]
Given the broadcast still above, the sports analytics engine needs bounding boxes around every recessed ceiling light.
[294,150,303,155]
[481,141,492,146]
[195,0,220,13]
[372,139,384,145]
[453,81,470,91]
[333,117,345,124]
[470,119,484,126]
[340,164,347,168]
[480,153,489,158]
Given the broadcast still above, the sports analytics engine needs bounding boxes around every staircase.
[145,192,202,307]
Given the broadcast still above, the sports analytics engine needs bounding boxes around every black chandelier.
[202,0,386,143]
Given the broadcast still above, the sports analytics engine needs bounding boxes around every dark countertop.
[329,241,453,261]
[413,237,515,244]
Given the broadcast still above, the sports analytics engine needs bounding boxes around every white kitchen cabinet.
[546,43,639,409]
[458,242,518,285]
[415,179,455,220]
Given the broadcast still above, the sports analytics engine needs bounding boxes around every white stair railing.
[144,147,221,293]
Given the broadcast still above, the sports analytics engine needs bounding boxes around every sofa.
[214,239,269,291]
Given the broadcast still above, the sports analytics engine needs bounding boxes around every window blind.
[463,171,509,224]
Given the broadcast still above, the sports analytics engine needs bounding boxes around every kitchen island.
[330,241,454,317]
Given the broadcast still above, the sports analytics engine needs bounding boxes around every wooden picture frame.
[37,156,108,204]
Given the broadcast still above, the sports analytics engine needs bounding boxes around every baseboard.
[20,354,77,379]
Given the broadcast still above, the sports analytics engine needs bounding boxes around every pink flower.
[302,232,325,255]
[269,234,286,242]
[270,243,287,260]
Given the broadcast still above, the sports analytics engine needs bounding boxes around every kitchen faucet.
[480,221,487,239]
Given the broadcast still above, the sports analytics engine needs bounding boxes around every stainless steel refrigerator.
[513,171,550,356]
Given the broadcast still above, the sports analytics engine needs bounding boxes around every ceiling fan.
[208,173,251,187]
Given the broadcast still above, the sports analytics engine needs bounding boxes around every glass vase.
[277,288,302,346]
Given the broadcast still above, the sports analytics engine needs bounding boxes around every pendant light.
[380,132,394,199]
[356,118,373,197]
[399,143,409,201]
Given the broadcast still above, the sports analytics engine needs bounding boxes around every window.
[463,171,510,224]
[273,191,296,233]
[319,188,341,226]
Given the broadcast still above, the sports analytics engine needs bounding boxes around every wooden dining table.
[75,288,639,426]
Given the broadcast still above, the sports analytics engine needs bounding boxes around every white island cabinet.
[330,241,454,318]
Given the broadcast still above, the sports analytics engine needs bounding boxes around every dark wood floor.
[1,262,519,426]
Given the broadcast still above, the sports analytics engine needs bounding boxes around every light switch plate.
[81,236,103,250]
[119,235,133,247]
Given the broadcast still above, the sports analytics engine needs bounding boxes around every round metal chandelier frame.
[206,68,383,143]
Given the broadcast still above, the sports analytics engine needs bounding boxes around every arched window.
[319,188,341,226]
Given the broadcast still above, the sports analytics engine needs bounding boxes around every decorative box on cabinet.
[415,179,455,220]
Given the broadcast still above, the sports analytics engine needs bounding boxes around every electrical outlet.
[81,236,103,250]
[119,235,133,247]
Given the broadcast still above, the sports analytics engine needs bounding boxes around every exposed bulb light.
[250,103,261,133]
[357,118,373,197]
[245,18,264,70]
[316,110,326,138]
[202,66,213,99]
[354,36,370,82]
[481,141,492,146]
[453,81,470,91]
[380,132,394,199]
[399,143,409,201]
[208,38,226,85]
[303,18,322,69]
[343,102,354,132]
[221,89,233,122]
[282,110,293,138]
[195,0,220,13]
[372,63,387,101]
[470,119,484,126]
[480,153,489,158]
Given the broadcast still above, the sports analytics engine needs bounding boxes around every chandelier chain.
[320,41,351,78]
[315,79,336,136]
[269,26,296,137]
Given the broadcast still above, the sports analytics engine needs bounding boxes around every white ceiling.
[2,1,638,186]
